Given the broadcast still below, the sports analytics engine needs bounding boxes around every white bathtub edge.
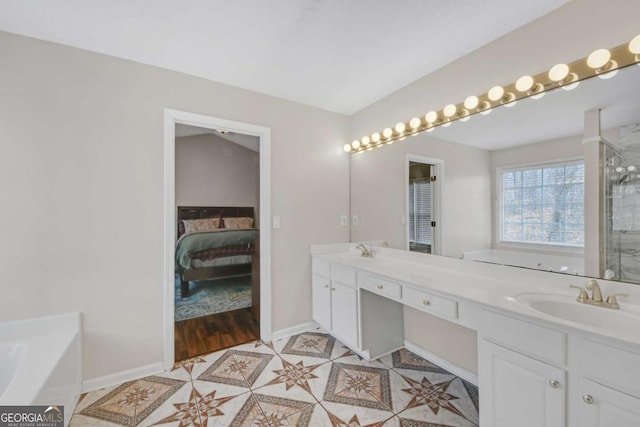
[81,362,164,393]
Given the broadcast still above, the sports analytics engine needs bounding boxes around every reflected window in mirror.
[498,159,585,249]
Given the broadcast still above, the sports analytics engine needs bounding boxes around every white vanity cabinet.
[311,258,359,349]
[577,339,640,427]
[480,309,640,427]
[479,310,566,427]
[480,340,566,427]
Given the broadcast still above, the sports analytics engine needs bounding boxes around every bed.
[176,206,258,299]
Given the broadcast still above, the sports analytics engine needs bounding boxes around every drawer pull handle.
[331,287,336,291]
[324,284,329,288]
[548,380,559,389]
[583,394,593,405]
[377,284,384,290]
[423,299,431,306]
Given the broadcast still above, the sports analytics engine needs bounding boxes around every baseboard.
[404,340,478,386]
[271,321,318,342]
[81,362,164,393]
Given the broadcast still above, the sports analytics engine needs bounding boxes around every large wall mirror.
[350,63,640,284]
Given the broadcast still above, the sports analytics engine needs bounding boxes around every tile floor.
[71,331,479,426]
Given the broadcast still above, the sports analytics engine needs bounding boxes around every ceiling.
[175,124,260,152]
[0,0,568,115]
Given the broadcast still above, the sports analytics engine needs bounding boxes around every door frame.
[405,154,444,255]
[163,109,272,370]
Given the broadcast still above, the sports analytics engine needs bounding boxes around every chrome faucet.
[569,279,628,309]
[356,243,374,258]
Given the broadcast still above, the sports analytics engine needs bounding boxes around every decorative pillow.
[182,217,220,234]
[223,217,254,229]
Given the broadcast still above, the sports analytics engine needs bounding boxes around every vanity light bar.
[344,33,640,154]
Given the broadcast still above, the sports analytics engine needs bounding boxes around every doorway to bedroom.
[165,110,270,366]
[172,123,262,362]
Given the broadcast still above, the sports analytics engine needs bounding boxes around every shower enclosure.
[605,124,640,284]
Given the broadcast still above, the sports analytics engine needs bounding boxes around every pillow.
[223,217,254,229]
[182,217,220,234]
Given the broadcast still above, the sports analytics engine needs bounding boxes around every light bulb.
[371,132,381,143]
[488,86,504,101]
[531,91,546,100]
[460,115,471,122]
[409,117,421,129]
[549,63,570,82]
[464,96,479,109]
[616,167,625,173]
[515,75,534,92]
[382,128,393,138]
[629,33,640,54]
[628,165,637,172]
[598,68,619,80]
[395,122,406,133]
[587,49,611,69]
[480,108,492,116]
[361,136,370,146]
[442,122,451,127]
[425,111,438,123]
[561,81,580,91]
[343,144,352,152]
[426,127,434,132]
[351,139,360,149]
[443,104,457,117]
[504,100,518,108]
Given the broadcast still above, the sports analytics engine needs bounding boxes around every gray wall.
[176,134,260,225]
[0,31,350,382]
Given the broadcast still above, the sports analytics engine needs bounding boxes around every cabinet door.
[479,340,565,427]
[579,379,640,427]
[312,275,331,331]
[331,281,358,348]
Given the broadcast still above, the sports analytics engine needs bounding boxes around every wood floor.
[174,307,260,361]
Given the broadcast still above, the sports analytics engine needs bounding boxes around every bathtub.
[463,248,585,276]
[0,313,81,426]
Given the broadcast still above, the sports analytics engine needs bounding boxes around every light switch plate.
[272,216,281,229]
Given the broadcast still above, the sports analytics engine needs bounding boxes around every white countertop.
[312,244,640,350]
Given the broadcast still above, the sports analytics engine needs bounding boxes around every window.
[499,160,584,247]
[409,179,432,247]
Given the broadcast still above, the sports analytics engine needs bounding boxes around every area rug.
[175,274,252,322]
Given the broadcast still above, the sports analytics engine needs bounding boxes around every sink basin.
[515,293,640,332]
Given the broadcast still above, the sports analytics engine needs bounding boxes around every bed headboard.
[177,206,255,238]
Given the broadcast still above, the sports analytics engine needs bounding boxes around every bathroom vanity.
[311,243,640,427]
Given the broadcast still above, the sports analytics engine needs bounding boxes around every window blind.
[409,179,433,245]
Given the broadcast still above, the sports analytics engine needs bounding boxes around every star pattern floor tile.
[323,362,394,412]
[72,335,479,427]
[79,376,186,426]
[279,331,336,359]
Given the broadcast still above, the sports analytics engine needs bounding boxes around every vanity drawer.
[581,338,640,397]
[403,286,458,320]
[358,273,402,300]
[332,264,357,287]
[312,258,331,279]
[482,310,566,365]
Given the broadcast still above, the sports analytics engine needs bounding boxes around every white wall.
[349,0,640,375]
[175,134,260,224]
[0,31,350,382]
